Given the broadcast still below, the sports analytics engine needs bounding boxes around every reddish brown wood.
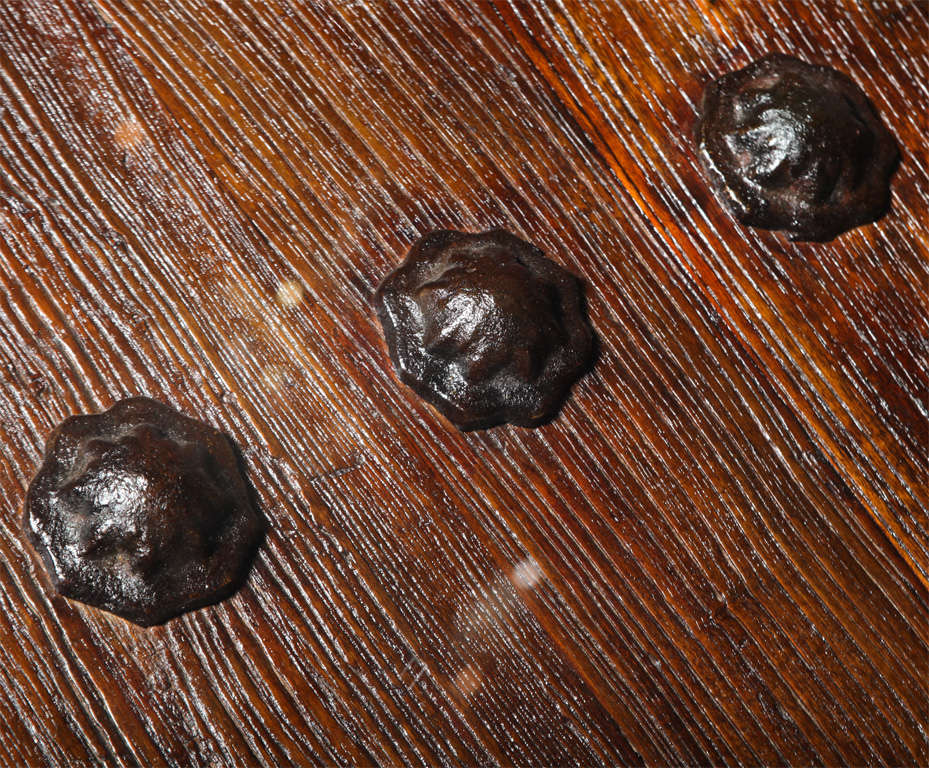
[0,1,925,765]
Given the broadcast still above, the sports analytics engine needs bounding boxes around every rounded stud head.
[24,397,263,626]
[374,229,594,430]
[696,54,898,241]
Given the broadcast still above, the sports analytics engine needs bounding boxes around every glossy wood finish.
[0,1,926,765]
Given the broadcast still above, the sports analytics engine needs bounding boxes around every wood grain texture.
[0,0,925,765]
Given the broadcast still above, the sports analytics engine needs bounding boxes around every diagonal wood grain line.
[0,207,158,766]
[608,0,920,510]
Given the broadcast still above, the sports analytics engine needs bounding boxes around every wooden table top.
[0,1,926,766]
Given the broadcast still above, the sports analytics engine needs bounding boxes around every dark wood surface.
[0,1,926,765]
